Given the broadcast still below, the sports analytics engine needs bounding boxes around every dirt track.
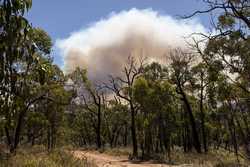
[73,150,193,167]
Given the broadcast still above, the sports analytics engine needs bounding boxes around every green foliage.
[31,28,52,55]
[218,14,235,29]
[69,67,88,85]
[0,0,72,153]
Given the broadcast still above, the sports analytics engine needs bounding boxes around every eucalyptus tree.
[170,49,202,153]
[191,62,210,152]
[186,0,250,158]
[0,0,57,152]
[133,62,177,158]
[103,99,129,148]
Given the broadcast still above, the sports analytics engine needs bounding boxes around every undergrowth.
[0,145,97,167]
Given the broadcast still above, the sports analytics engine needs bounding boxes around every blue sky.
[26,0,209,67]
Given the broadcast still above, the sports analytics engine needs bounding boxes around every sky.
[26,0,209,68]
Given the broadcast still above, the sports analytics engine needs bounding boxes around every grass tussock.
[0,145,97,167]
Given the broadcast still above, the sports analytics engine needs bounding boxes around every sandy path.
[73,150,192,167]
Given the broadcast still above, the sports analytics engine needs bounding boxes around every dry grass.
[168,147,250,167]
[5,145,248,167]
[0,145,97,167]
[101,147,131,157]
[89,147,250,167]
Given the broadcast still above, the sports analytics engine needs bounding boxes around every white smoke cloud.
[56,8,206,81]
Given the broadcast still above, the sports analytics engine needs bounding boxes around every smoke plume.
[56,8,206,81]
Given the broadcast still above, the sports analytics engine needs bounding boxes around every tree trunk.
[200,77,207,152]
[4,126,11,147]
[10,110,26,153]
[228,116,239,161]
[123,125,128,147]
[47,125,51,150]
[130,101,138,158]
[179,85,202,153]
[97,102,101,149]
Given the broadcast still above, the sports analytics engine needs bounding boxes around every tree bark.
[97,98,101,149]
[130,101,138,157]
[179,84,202,153]
[10,110,26,153]
[200,75,208,152]
[4,126,11,147]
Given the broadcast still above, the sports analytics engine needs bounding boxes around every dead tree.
[105,56,146,158]
[81,84,105,149]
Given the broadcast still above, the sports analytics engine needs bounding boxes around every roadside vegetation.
[95,147,250,166]
[0,145,96,167]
